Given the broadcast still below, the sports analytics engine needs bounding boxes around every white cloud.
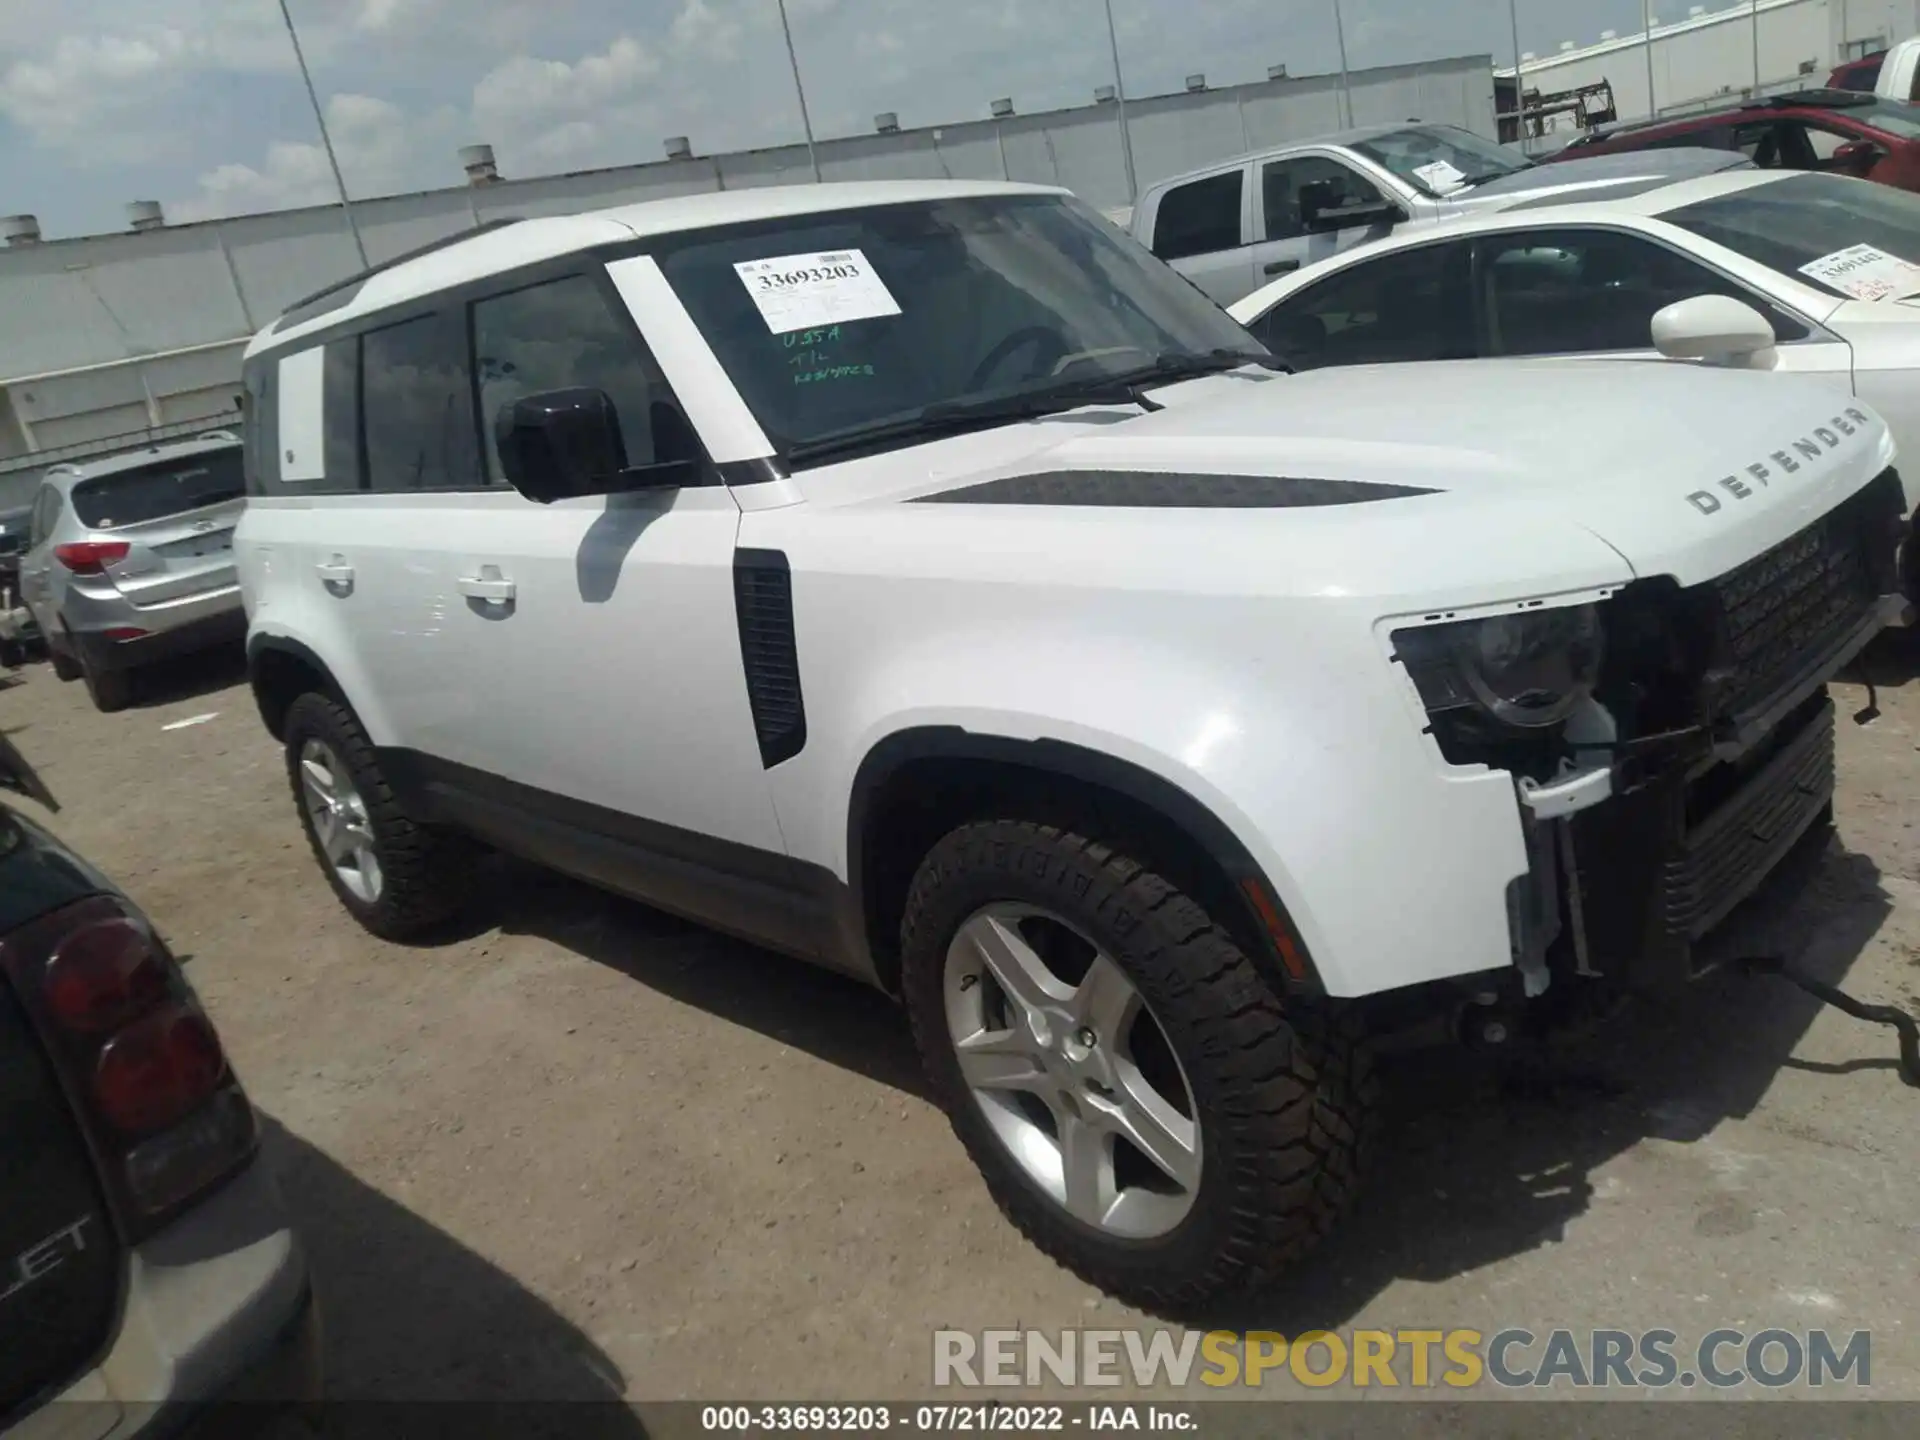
[169,91,459,221]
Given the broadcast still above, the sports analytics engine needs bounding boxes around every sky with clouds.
[1,0,1674,238]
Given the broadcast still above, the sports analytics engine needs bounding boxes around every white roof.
[250,179,1065,357]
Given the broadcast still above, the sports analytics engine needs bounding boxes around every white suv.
[234,180,1909,1313]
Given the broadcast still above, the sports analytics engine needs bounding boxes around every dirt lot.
[5,642,1920,1404]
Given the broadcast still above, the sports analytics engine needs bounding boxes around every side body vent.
[733,549,807,767]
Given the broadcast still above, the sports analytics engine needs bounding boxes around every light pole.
[1643,0,1659,119]
[1332,0,1354,128]
[776,0,823,182]
[1750,0,1762,93]
[1100,0,1138,204]
[1507,0,1524,139]
[277,0,367,268]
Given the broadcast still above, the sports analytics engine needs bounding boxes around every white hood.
[841,360,1895,590]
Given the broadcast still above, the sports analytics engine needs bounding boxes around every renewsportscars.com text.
[933,1327,1872,1391]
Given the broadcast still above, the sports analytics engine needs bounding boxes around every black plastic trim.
[377,749,872,981]
[845,727,1324,993]
[733,549,808,767]
[716,457,790,488]
[910,470,1437,508]
[244,635,342,740]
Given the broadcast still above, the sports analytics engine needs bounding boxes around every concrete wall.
[1501,0,1920,137]
[0,53,1494,471]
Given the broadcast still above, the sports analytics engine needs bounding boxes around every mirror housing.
[1299,182,1406,234]
[1832,139,1883,175]
[495,388,697,504]
[1651,294,1777,366]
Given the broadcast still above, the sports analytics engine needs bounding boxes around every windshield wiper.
[784,351,1288,466]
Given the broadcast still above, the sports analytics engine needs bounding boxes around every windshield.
[651,194,1266,464]
[1846,98,1920,139]
[1664,172,1920,297]
[70,449,244,528]
[1350,125,1533,196]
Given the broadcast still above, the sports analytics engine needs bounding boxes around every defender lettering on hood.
[1689,408,1877,516]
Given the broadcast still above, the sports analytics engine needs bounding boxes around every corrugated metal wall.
[0,52,1495,468]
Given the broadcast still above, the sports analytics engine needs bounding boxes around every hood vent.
[912,470,1438,508]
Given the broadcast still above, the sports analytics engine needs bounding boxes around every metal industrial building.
[0,52,1496,481]
[1500,0,1917,142]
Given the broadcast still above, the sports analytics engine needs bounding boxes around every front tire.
[901,819,1374,1316]
[283,693,475,941]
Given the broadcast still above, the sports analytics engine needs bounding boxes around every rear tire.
[900,818,1374,1316]
[49,646,81,682]
[283,692,475,941]
[80,656,134,713]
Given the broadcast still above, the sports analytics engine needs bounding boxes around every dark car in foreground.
[0,731,317,1438]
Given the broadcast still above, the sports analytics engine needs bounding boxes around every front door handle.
[315,558,354,593]
[1264,259,1300,276]
[456,571,515,604]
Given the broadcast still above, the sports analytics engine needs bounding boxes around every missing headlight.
[1394,605,1604,729]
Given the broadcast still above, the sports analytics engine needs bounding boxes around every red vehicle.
[1548,89,1920,195]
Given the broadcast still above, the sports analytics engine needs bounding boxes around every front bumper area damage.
[1499,467,1910,996]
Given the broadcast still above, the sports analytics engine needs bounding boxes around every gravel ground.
[5,641,1918,1407]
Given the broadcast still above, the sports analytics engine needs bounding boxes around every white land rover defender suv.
[234,181,1909,1314]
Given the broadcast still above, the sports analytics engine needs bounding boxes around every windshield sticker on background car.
[1412,159,1469,193]
[734,248,903,333]
[1797,243,1920,301]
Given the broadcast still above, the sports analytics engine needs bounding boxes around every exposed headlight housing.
[1394,604,1605,730]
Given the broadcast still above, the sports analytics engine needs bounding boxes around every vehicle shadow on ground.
[1211,825,1895,1334]
[1841,627,1920,692]
[128,643,249,709]
[260,1115,646,1429]
[479,859,928,1100]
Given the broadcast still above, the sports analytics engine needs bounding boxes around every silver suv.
[18,434,246,712]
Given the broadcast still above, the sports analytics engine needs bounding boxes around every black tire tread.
[900,818,1376,1317]
[283,692,473,941]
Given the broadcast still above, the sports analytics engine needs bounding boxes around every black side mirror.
[495,387,698,504]
[1302,192,1406,234]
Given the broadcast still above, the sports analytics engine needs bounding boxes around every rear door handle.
[315,558,354,591]
[456,571,515,604]
[1263,259,1300,276]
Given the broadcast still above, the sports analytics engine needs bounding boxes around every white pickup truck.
[1127,121,1751,304]
[1830,36,1920,101]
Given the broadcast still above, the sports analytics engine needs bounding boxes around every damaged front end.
[1393,467,1910,1005]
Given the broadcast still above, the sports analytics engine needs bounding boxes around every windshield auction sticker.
[734,248,902,333]
[1412,159,1468,193]
[1797,243,1920,301]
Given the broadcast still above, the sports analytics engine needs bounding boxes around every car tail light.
[101,627,149,643]
[0,895,257,1237]
[53,541,129,574]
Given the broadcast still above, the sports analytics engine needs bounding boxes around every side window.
[322,339,362,490]
[360,311,481,492]
[1477,227,1809,357]
[1251,241,1471,371]
[240,356,279,496]
[1151,171,1245,260]
[1733,121,1785,165]
[469,273,691,482]
[28,487,57,546]
[1262,157,1385,242]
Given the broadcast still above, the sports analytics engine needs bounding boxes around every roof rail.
[273,216,525,333]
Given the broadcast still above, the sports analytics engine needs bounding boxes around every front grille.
[1662,696,1835,946]
[1708,501,1877,716]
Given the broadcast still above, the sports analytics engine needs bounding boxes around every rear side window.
[361,312,481,492]
[470,274,686,482]
[70,451,245,529]
[240,356,279,495]
[1152,171,1245,260]
[1252,241,1472,370]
